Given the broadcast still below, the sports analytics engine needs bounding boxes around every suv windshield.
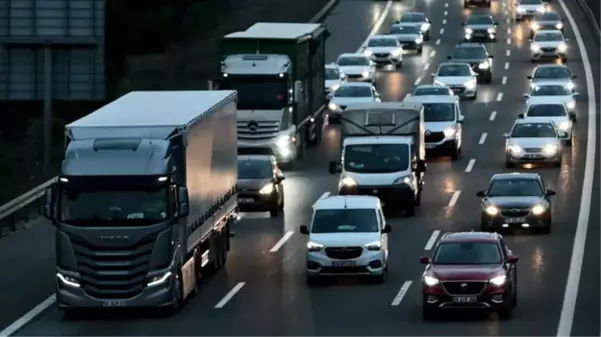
[311,209,378,233]
[531,85,571,96]
[467,16,493,25]
[438,64,471,76]
[338,56,370,66]
[325,68,340,80]
[487,178,543,196]
[527,104,567,117]
[453,47,486,59]
[368,38,397,47]
[434,242,502,265]
[511,123,557,137]
[238,160,272,179]
[344,144,409,173]
[221,78,287,110]
[423,103,455,122]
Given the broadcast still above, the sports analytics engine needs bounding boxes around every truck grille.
[237,120,279,141]
[500,208,530,217]
[71,236,155,299]
[442,281,487,295]
[325,247,363,259]
[425,132,445,143]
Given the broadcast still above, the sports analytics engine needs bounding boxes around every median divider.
[0,177,56,236]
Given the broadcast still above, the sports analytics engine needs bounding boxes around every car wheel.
[486,75,493,84]
[415,188,422,206]
[450,145,460,161]
[424,33,431,41]
[373,273,385,284]
[471,91,477,100]
[540,218,552,234]
[512,285,518,307]
[505,160,514,168]
[422,306,437,320]
[279,192,285,211]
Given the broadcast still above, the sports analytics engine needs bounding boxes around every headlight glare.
[508,145,523,154]
[566,101,575,110]
[423,275,440,286]
[485,205,499,216]
[362,71,370,78]
[331,83,340,91]
[487,28,494,33]
[532,204,546,215]
[558,121,571,131]
[464,79,476,89]
[542,144,559,155]
[364,49,373,57]
[443,127,456,137]
[465,28,474,34]
[557,43,567,52]
[489,275,507,286]
[276,135,291,148]
[478,61,490,69]
[306,241,324,251]
[328,102,339,110]
[259,183,274,195]
[340,176,357,186]
[536,6,545,12]
[393,175,412,185]
[556,23,563,29]
[531,44,541,52]
[531,22,540,30]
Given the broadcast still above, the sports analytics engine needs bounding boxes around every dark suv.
[237,155,286,216]
[448,43,494,84]
[420,232,518,320]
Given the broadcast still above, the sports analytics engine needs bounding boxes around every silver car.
[325,63,344,96]
[527,64,577,91]
[387,24,424,53]
[530,30,569,63]
[519,103,575,144]
[410,84,454,97]
[327,82,381,122]
[504,119,562,168]
[336,53,375,83]
[514,0,546,22]
[463,14,499,42]
[393,12,431,40]
[529,11,564,39]
[524,84,578,113]
[363,35,403,67]
[431,62,478,99]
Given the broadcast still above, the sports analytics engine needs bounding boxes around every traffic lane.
[0,218,56,332]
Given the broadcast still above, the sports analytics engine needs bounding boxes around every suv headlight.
[421,23,429,31]
[259,183,275,195]
[423,275,439,286]
[532,204,547,215]
[415,37,423,43]
[393,175,412,185]
[557,43,567,52]
[365,241,382,251]
[464,79,476,89]
[443,127,456,137]
[465,28,473,34]
[487,28,495,34]
[364,49,373,57]
[340,176,357,187]
[566,82,575,91]
[542,144,559,155]
[489,275,507,286]
[485,205,499,216]
[479,61,490,69]
[307,241,324,251]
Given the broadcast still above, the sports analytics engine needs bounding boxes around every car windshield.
[531,85,571,96]
[487,178,543,197]
[520,0,542,4]
[536,12,560,20]
[338,56,370,66]
[434,242,502,265]
[325,68,340,80]
[423,103,455,122]
[390,25,420,34]
[467,16,493,25]
[238,160,272,179]
[527,104,567,117]
[334,86,372,97]
[533,67,571,79]
[368,38,397,47]
[438,64,471,76]
[344,144,409,173]
[511,123,557,137]
[311,209,378,233]
[414,87,451,96]
[453,47,487,59]
[534,32,563,41]
[401,13,425,22]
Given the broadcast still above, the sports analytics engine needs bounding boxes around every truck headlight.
[393,175,412,185]
[531,44,541,52]
[443,127,456,137]
[556,23,563,29]
[558,121,571,131]
[531,204,547,215]
[478,61,490,69]
[147,271,172,287]
[485,205,499,216]
[365,241,382,251]
[328,102,339,110]
[306,241,324,251]
[508,145,523,154]
[259,183,275,195]
[465,28,473,34]
[364,49,373,57]
[464,79,476,89]
[489,275,507,286]
[362,71,370,78]
[566,101,575,110]
[340,176,357,187]
[542,144,559,155]
[423,275,439,286]
[57,273,81,288]
[276,135,292,148]
[557,43,567,52]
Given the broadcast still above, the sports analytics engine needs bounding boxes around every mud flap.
[181,256,196,299]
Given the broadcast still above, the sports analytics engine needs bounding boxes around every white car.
[431,62,478,99]
[336,53,375,83]
[529,30,569,63]
[387,24,424,53]
[327,82,381,121]
[524,84,578,113]
[393,12,431,40]
[527,64,577,91]
[410,84,454,97]
[504,118,562,168]
[325,63,344,96]
[519,103,575,144]
[514,0,546,22]
[363,35,403,67]
[299,195,391,285]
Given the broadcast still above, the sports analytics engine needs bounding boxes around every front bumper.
[398,41,422,50]
[306,249,385,277]
[505,150,561,164]
[339,184,415,206]
[345,74,373,82]
[238,192,277,212]
[464,31,496,42]
[531,48,566,60]
[370,54,401,64]
[422,282,511,311]
[446,85,476,98]
[481,209,550,229]
[425,136,458,153]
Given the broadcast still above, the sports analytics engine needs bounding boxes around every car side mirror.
[545,189,556,196]
[506,256,519,263]
[518,113,525,118]
[42,187,55,220]
[420,256,431,265]
[382,224,392,233]
[572,92,580,97]
[329,161,342,174]
[571,75,578,79]
[523,93,530,98]
[294,80,303,103]
[489,55,494,59]
[300,225,309,235]
[476,190,486,198]
[503,133,510,138]
[526,75,533,79]
[458,115,465,123]
[569,112,576,121]
[176,186,190,218]
[461,22,466,26]
[565,38,570,42]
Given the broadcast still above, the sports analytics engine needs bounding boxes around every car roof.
[439,232,501,243]
[405,95,457,103]
[325,63,339,69]
[338,53,367,58]
[402,11,425,16]
[237,155,274,162]
[338,82,373,88]
[313,195,381,210]
[491,172,540,180]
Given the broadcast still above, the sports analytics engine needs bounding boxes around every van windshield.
[344,144,409,173]
[311,209,378,233]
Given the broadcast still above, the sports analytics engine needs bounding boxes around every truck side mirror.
[294,80,303,103]
[177,186,190,218]
[476,190,486,197]
[42,187,55,220]
[329,161,342,174]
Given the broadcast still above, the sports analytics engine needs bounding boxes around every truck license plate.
[332,260,356,267]
[102,300,126,307]
[239,198,254,203]
[452,296,477,303]
[505,217,526,223]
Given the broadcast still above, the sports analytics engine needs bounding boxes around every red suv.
[420,232,518,320]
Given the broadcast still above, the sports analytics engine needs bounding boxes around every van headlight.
[443,127,456,137]
[557,43,567,52]
[464,79,476,89]
[485,205,499,216]
[531,44,541,52]
[307,241,324,251]
[393,175,412,185]
[147,271,172,287]
[340,176,357,187]
[557,121,571,131]
[259,183,274,195]
[478,61,490,69]
[489,275,507,286]
[542,144,559,155]
[365,241,382,251]
[57,272,81,288]
[531,204,547,215]
[423,275,439,286]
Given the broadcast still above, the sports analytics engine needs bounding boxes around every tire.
[61,307,79,320]
[165,272,182,316]
[279,192,285,211]
[486,75,493,84]
[512,284,518,307]
[566,137,573,146]
[530,58,536,63]
[422,306,436,320]
[540,219,552,234]
[450,143,460,161]
[414,188,422,206]
[424,33,431,41]
[406,203,416,217]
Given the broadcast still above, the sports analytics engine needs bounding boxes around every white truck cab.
[299,195,391,284]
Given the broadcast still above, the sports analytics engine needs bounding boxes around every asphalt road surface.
[0,0,599,335]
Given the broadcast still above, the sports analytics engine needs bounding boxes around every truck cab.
[328,103,426,216]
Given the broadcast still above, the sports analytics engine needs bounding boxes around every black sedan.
[237,155,285,216]
[448,43,494,83]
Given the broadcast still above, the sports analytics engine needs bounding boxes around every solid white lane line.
[506,49,511,56]
[0,295,56,337]
[429,50,436,57]
[448,191,461,207]
[269,230,295,252]
[424,63,430,70]
[479,133,487,144]
[465,159,475,173]
[435,39,441,45]
[556,0,597,334]
[504,62,509,69]
[391,281,413,306]
[496,92,503,101]
[444,11,448,15]
[424,230,441,250]
[215,282,246,308]
[414,76,422,85]
[439,28,445,34]
[506,37,511,44]
[489,110,497,121]
[506,18,510,24]
[356,1,393,52]
[442,19,447,24]
[502,76,507,85]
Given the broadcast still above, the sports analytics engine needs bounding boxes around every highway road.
[0,0,599,335]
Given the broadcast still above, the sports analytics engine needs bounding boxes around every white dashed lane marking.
[445,2,449,7]
[414,76,422,86]
[506,49,511,56]
[448,191,461,207]
[504,62,509,69]
[507,27,511,34]
[497,92,504,101]
[424,230,441,250]
[436,39,441,45]
[442,19,447,24]
[444,11,448,15]
[429,50,436,57]
[489,110,497,121]
[440,28,445,34]
[502,76,507,84]
[479,133,487,144]
[465,159,476,173]
[391,281,413,306]
[506,37,511,44]
[424,62,430,70]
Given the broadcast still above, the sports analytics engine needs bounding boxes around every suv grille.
[442,281,487,295]
[425,132,445,143]
[237,120,279,141]
[325,247,363,259]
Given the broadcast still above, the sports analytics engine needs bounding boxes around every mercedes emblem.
[247,120,259,133]
[425,130,431,136]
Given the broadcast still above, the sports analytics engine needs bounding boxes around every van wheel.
[269,202,280,217]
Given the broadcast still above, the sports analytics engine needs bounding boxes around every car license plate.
[102,300,126,307]
[332,260,356,267]
[505,217,526,223]
[524,154,541,158]
[452,296,477,303]
[426,144,437,149]
[239,198,254,203]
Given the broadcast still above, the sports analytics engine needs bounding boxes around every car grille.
[325,247,363,259]
[500,208,531,217]
[449,86,465,93]
[374,53,389,57]
[346,74,363,79]
[442,281,487,295]
[541,47,556,52]
[321,266,369,274]
[524,147,541,153]
[425,132,445,143]
[471,29,488,35]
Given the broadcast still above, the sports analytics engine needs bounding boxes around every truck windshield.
[221,78,288,109]
[344,144,409,173]
[59,187,169,224]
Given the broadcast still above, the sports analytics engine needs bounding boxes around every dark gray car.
[477,173,556,234]
[447,43,494,83]
[237,155,285,216]
[463,14,499,42]
[529,11,564,38]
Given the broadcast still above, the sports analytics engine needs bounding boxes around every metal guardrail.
[0,177,56,235]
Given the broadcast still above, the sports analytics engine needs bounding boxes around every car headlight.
[276,135,292,148]
[542,144,559,155]
[364,49,373,57]
[57,273,81,288]
[340,176,357,187]
[536,6,545,12]
[557,43,567,52]
[365,240,382,251]
[531,44,541,52]
[259,183,275,195]
[566,100,575,110]
[421,23,429,31]
[556,23,564,29]
[423,275,439,286]
[517,7,525,12]
[393,175,412,185]
[531,22,540,30]
[443,127,456,137]
[328,102,339,110]
[415,37,423,44]
[478,61,490,69]
[566,82,575,91]
[489,275,507,286]
[485,205,499,216]
[508,145,523,154]
[306,241,324,251]
[531,204,547,215]
[487,28,495,34]
[330,83,340,91]
[390,49,400,56]
[362,71,370,78]
[465,28,473,34]
[147,271,172,287]
[558,121,571,131]
[464,79,476,89]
